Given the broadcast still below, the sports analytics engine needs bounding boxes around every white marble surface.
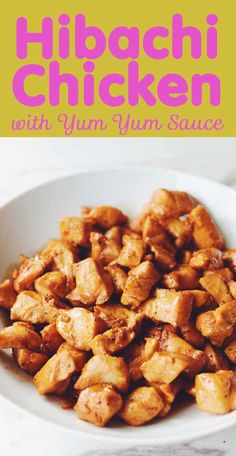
[0,137,236,456]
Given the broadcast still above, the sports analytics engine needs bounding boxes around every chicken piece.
[56,308,105,351]
[35,271,69,299]
[117,237,146,269]
[141,351,188,384]
[75,355,130,393]
[91,326,135,355]
[119,386,164,426]
[157,379,182,404]
[10,291,63,325]
[75,384,122,427]
[149,243,176,272]
[223,250,236,274]
[121,261,160,308]
[33,349,76,395]
[158,331,206,376]
[125,338,159,381]
[148,189,197,219]
[58,342,88,371]
[0,279,17,309]
[142,289,193,327]
[200,273,233,306]
[195,371,236,414]
[196,301,236,346]
[160,217,192,248]
[188,205,225,250]
[190,248,223,271]
[41,323,65,355]
[229,281,236,299]
[204,344,229,372]
[163,265,199,291]
[106,263,127,294]
[145,323,176,339]
[142,215,167,244]
[204,267,234,283]
[105,226,122,244]
[180,321,205,348]
[41,240,77,280]
[90,232,121,266]
[67,259,113,306]
[0,322,41,351]
[181,250,193,264]
[94,304,141,331]
[224,339,236,364]
[84,206,128,229]
[13,348,48,374]
[60,216,92,247]
[14,254,48,293]
[190,290,212,309]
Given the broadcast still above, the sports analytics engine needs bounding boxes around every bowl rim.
[0,164,236,444]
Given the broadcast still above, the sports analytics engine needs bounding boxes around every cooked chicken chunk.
[160,217,192,248]
[190,248,223,271]
[106,263,127,294]
[119,386,164,426]
[229,281,236,299]
[41,240,77,280]
[90,232,121,266]
[60,216,92,247]
[223,249,236,274]
[56,308,105,351]
[94,304,141,330]
[163,265,199,290]
[75,355,130,393]
[33,349,76,395]
[121,261,160,308]
[141,351,188,384]
[142,289,193,327]
[148,189,197,219]
[85,206,128,229]
[75,384,122,427]
[188,205,225,250]
[204,344,229,372]
[142,215,167,244]
[190,290,212,309]
[91,326,135,355]
[117,237,146,269]
[149,243,176,272]
[196,301,236,346]
[67,259,113,305]
[41,323,65,355]
[224,339,236,364]
[105,226,122,244]
[58,342,88,371]
[200,273,232,306]
[0,279,17,309]
[35,271,69,299]
[195,371,236,414]
[125,338,159,381]
[205,268,234,283]
[13,348,48,374]
[14,254,48,293]
[180,321,204,348]
[10,291,63,325]
[0,322,41,351]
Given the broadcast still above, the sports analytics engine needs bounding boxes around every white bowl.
[0,166,236,445]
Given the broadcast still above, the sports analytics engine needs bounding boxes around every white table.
[0,137,236,456]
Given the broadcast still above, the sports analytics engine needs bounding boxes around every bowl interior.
[0,167,236,444]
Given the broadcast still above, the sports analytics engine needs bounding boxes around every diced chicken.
[106,263,128,294]
[105,226,122,244]
[180,321,205,348]
[229,281,236,299]
[10,291,64,325]
[160,217,192,248]
[188,205,225,250]
[148,189,197,219]
[84,206,128,229]
[60,216,92,247]
[90,232,121,266]
[94,304,141,330]
[204,268,234,283]
[0,322,41,351]
[200,273,233,306]
[163,265,199,290]
[58,342,88,371]
[224,339,236,364]
[75,384,122,427]
[142,289,193,327]
[117,237,146,269]
[149,243,176,272]
[13,348,48,374]
[56,308,105,351]
[67,258,113,305]
[142,215,167,244]
[204,344,229,372]
[14,254,48,293]
[121,261,160,308]
[41,323,65,355]
[195,371,236,414]
[119,386,164,426]
[223,249,236,274]
[141,351,188,384]
[35,271,69,299]
[124,338,159,382]
[75,355,130,393]
[0,279,17,309]
[190,248,223,271]
[33,349,76,395]
[196,301,236,346]
[41,240,77,280]
[190,290,212,309]
[91,327,135,355]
